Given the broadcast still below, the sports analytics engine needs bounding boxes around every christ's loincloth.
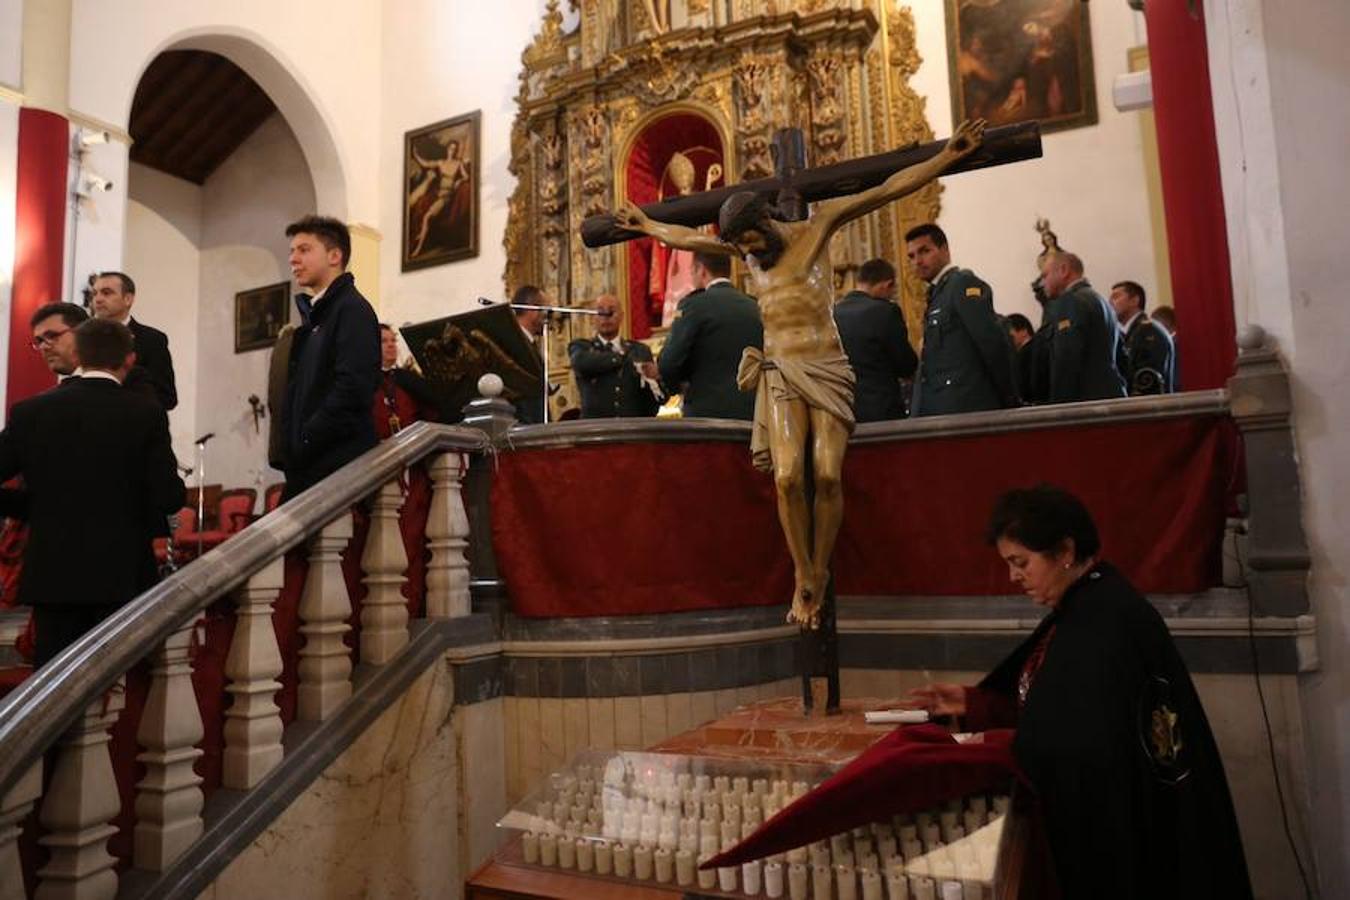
[736,348,856,473]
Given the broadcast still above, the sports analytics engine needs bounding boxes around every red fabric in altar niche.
[491,442,793,617]
[835,416,1235,596]
[625,113,725,338]
[1144,4,1236,391]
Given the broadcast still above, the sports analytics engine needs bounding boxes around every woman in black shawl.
[907,485,1253,900]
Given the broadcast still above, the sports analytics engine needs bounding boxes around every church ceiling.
[128,50,278,185]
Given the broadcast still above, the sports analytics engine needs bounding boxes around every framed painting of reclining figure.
[402,110,481,271]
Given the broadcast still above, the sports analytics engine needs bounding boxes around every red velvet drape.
[624,113,724,338]
[8,108,69,411]
[1144,4,1236,390]
[492,417,1237,618]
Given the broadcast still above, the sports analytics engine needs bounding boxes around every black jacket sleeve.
[881,303,918,379]
[141,403,187,518]
[950,273,1017,406]
[131,325,178,410]
[1126,321,1173,395]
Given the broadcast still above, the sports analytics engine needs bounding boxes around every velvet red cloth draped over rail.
[8,108,69,410]
[1144,4,1235,391]
[493,417,1236,618]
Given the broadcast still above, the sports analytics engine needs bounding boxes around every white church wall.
[376,0,550,325]
[909,2,1158,323]
[65,134,129,308]
[0,100,18,420]
[197,113,314,498]
[0,0,21,89]
[66,0,380,224]
[1205,0,1350,896]
[126,161,203,467]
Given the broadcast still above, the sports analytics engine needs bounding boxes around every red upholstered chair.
[180,489,256,554]
[154,506,197,565]
[263,483,284,515]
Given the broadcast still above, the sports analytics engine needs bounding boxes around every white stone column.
[36,684,125,900]
[222,557,286,789]
[298,512,356,720]
[361,479,410,663]
[133,623,204,871]
[425,452,471,619]
[1,761,42,900]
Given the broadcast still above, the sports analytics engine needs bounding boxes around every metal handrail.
[0,422,489,798]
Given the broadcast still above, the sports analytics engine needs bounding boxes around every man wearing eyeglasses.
[29,303,89,377]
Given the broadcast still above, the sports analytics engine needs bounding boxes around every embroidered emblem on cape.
[965,286,981,298]
[1057,319,1071,332]
[1138,675,1191,785]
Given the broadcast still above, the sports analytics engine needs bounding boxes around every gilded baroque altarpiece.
[505,0,940,419]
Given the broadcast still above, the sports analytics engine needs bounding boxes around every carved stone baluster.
[37,684,126,900]
[134,623,204,871]
[298,512,356,720]
[425,452,471,619]
[222,557,286,789]
[1,761,42,900]
[361,480,410,663]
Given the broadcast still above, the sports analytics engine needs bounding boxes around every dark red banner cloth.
[493,417,1235,617]
[491,442,794,617]
[704,724,1026,869]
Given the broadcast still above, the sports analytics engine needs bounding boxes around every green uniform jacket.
[833,290,917,422]
[912,267,1017,417]
[1039,279,1126,404]
[568,336,661,418]
[658,281,763,420]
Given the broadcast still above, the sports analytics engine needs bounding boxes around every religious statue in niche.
[945,0,1097,133]
[402,111,481,271]
[614,120,991,628]
[649,150,725,325]
[623,112,727,338]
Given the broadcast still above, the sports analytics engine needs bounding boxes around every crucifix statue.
[583,119,1040,708]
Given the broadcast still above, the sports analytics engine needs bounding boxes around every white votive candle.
[521,831,540,864]
[576,838,593,873]
[743,859,763,895]
[962,882,983,900]
[969,796,987,818]
[963,811,983,835]
[539,833,557,867]
[787,846,809,866]
[812,843,832,868]
[719,865,739,893]
[654,847,673,883]
[765,860,786,898]
[595,840,612,875]
[861,867,883,900]
[705,801,721,824]
[557,836,575,870]
[991,796,1010,817]
[696,774,712,792]
[836,863,858,900]
[613,842,632,878]
[634,844,654,880]
[789,863,809,900]
[714,776,731,793]
[886,870,909,900]
[813,863,834,900]
[940,881,963,900]
[913,877,937,900]
[676,848,695,886]
[725,802,743,828]
[753,778,769,797]
[698,855,718,890]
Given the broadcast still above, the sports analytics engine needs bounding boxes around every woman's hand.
[902,683,968,717]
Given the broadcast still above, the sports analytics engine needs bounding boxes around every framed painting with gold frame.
[944,0,1097,134]
[402,110,481,271]
[234,281,290,353]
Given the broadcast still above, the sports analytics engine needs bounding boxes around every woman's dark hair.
[985,484,1100,562]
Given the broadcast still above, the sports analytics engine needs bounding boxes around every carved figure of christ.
[615,119,988,627]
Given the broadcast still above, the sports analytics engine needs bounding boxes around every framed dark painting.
[234,281,290,353]
[945,0,1097,134]
[402,110,481,271]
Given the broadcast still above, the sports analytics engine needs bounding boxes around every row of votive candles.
[519,833,989,900]
[519,794,1008,899]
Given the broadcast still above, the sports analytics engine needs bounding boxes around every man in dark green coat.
[568,294,662,418]
[1109,280,1176,395]
[905,224,1018,417]
[658,252,763,420]
[1036,251,1126,404]
[833,258,917,422]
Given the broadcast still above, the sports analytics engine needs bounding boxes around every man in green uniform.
[905,224,1018,417]
[1036,251,1126,403]
[568,294,663,418]
[833,258,917,422]
[1109,280,1176,395]
[657,252,763,420]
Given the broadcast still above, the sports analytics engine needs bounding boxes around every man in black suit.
[278,215,381,499]
[833,258,917,422]
[905,224,1018,417]
[568,294,662,418]
[90,271,177,409]
[511,285,551,425]
[0,318,185,665]
[29,302,88,379]
[658,252,763,420]
[1109,280,1175,395]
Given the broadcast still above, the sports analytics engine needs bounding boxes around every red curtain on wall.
[1144,3,1236,390]
[8,108,69,411]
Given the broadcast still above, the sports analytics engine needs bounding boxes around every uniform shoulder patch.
[965,286,982,298]
[1057,318,1072,332]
